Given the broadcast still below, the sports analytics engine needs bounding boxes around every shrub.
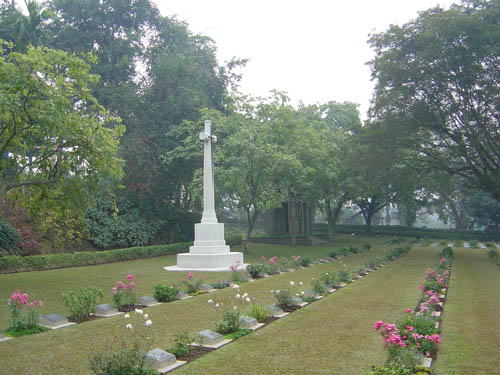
[363,243,372,251]
[247,303,268,322]
[168,331,193,358]
[319,271,337,288]
[337,270,351,283]
[325,250,337,259]
[153,284,178,302]
[182,273,203,294]
[271,284,295,309]
[214,310,241,334]
[6,290,43,332]
[488,249,499,259]
[365,258,378,269]
[439,247,454,259]
[0,220,20,256]
[0,242,191,274]
[246,263,264,279]
[63,287,103,322]
[225,232,243,246]
[84,197,158,249]
[299,256,312,267]
[311,278,327,295]
[112,275,138,310]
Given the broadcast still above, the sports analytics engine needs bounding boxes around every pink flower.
[425,333,441,343]
[261,256,265,261]
[129,282,135,289]
[440,258,446,264]
[373,320,385,330]
[126,274,135,281]
[405,325,414,332]
[405,308,412,313]
[112,287,117,295]
[419,284,425,291]
[187,272,193,279]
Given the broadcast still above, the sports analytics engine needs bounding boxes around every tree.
[0,41,124,197]
[368,0,500,201]
[467,190,500,231]
[216,97,282,251]
[316,101,362,239]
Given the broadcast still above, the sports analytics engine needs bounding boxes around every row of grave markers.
[0,248,411,373]
[144,253,410,373]
[429,241,497,249]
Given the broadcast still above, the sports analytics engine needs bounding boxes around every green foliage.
[214,310,241,335]
[88,345,157,375]
[63,287,103,322]
[363,243,372,250]
[224,328,252,341]
[168,331,193,358]
[246,263,264,279]
[182,275,203,294]
[337,270,352,283]
[225,232,243,247]
[319,271,337,288]
[246,303,268,322]
[0,219,20,256]
[4,325,49,337]
[439,247,454,259]
[211,280,232,289]
[0,242,190,273]
[325,250,337,259]
[311,278,327,295]
[488,249,499,259]
[85,197,158,249]
[299,256,312,267]
[0,40,124,198]
[153,284,178,303]
[272,288,294,310]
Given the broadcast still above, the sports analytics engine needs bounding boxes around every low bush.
[247,303,268,322]
[225,232,243,246]
[153,284,178,302]
[63,287,103,322]
[0,220,20,256]
[168,331,193,358]
[0,242,191,274]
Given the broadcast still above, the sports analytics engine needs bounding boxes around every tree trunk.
[244,206,260,252]
[326,197,346,241]
[365,213,373,233]
[288,193,297,247]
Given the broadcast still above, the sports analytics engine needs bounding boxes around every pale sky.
[154,0,457,119]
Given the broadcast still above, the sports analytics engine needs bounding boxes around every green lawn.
[173,245,440,375]
[434,248,500,375]
[0,235,403,374]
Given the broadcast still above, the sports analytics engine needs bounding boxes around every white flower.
[246,297,251,302]
[135,308,144,315]
[216,303,220,307]
[290,281,295,286]
[343,264,347,267]
[270,290,274,293]
[301,291,305,295]
[295,293,299,296]
[208,299,214,304]
[276,290,280,294]
[325,273,329,275]
[232,285,240,289]
[235,294,241,299]
[124,314,130,319]
[126,324,133,329]
[145,320,152,327]
[299,282,303,285]
[233,306,237,310]
[143,314,149,319]
[242,293,248,298]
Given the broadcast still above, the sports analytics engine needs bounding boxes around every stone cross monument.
[165,120,244,272]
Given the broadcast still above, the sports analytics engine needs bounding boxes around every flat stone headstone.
[175,291,190,300]
[146,348,176,369]
[431,242,438,247]
[0,331,11,342]
[138,296,158,306]
[266,304,284,315]
[421,357,432,368]
[496,243,500,249]
[291,297,307,306]
[199,283,215,291]
[196,329,224,345]
[94,304,120,316]
[302,290,319,298]
[239,315,258,329]
[464,242,470,248]
[447,243,453,248]
[479,243,487,249]
[40,313,68,327]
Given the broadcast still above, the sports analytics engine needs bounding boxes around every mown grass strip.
[0,236,395,374]
[434,248,500,375]
[172,246,439,375]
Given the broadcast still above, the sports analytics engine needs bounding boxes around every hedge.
[314,223,500,241]
[0,232,244,274]
[0,242,191,274]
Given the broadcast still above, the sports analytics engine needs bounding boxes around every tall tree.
[0,41,124,197]
[368,0,500,201]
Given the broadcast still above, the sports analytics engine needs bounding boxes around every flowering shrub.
[89,309,156,375]
[264,256,279,274]
[246,263,264,279]
[277,257,293,271]
[208,286,251,334]
[271,280,303,309]
[230,261,249,283]
[112,274,138,310]
[7,290,43,332]
[311,277,327,295]
[182,272,203,294]
[319,271,337,288]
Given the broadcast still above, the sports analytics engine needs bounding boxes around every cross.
[199,120,218,223]
[199,120,217,143]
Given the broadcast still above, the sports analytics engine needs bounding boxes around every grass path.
[0,237,399,374]
[173,246,439,375]
[434,248,500,375]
